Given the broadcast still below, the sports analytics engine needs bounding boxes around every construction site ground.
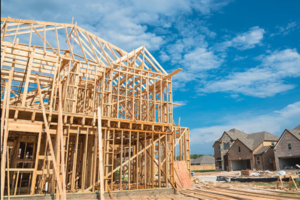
[99,170,300,199]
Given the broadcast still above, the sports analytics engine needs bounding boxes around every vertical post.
[58,83,66,198]
[1,80,11,200]
[0,82,8,152]
[7,147,10,200]
[136,132,139,189]
[97,107,104,199]
[92,127,97,192]
[36,75,63,199]
[30,132,42,195]
[165,134,169,184]
[144,132,146,189]
[128,131,131,189]
[158,133,161,188]
[120,130,123,190]
[151,132,155,188]
[71,127,79,191]
[81,131,88,191]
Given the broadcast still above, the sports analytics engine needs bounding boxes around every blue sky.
[2,0,300,155]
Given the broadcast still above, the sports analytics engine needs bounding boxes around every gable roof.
[286,125,300,140]
[274,125,300,150]
[217,128,279,151]
[213,128,247,147]
[225,128,248,140]
[254,146,270,155]
[191,155,215,165]
[247,131,279,150]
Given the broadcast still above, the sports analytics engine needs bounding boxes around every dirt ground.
[116,170,300,199]
[194,169,299,178]
[192,169,300,191]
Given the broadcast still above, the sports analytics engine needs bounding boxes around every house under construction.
[0,17,190,199]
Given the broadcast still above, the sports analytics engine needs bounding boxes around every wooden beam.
[36,75,64,199]
[97,107,104,200]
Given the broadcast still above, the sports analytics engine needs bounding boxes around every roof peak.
[294,124,300,130]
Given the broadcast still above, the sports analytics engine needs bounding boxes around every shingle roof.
[225,128,248,140]
[222,129,279,151]
[254,146,270,155]
[191,155,215,165]
[286,125,300,140]
[294,124,300,130]
[247,131,279,150]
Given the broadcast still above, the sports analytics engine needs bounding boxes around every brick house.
[213,129,279,171]
[190,155,215,171]
[274,125,300,170]
[213,129,247,170]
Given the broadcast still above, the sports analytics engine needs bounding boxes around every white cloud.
[1,0,232,52]
[216,26,265,51]
[181,47,224,71]
[270,21,299,37]
[167,26,265,90]
[233,55,248,61]
[159,51,171,62]
[199,49,300,97]
[192,0,233,15]
[190,101,300,146]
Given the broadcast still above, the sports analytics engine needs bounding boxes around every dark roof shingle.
[286,125,300,140]
[223,129,279,151]
[254,146,270,155]
[191,155,215,165]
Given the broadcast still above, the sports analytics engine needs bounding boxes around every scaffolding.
[0,17,190,199]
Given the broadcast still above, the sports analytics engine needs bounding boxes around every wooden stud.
[97,107,104,199]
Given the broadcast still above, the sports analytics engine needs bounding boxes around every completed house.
[213,129,279,171]
[190,155,215,171]
[274,124,300,170]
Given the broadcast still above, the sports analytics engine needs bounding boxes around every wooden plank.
[0,82,8,151]
[128,131,131,188]
[6,147,10,200]
[97,107,104,200]
[71,127,79,191]
[158,133,161,188]
[173,161,192,189]
[120,130,123,190]
[30,132,42,195]
[1,76,12,200]
[36,75,64,199]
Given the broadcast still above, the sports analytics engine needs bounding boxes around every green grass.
[252,182,277,186]
[192,169,216,173]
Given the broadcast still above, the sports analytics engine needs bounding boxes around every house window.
[288,143,292,150]
[256,156,260,165]
[271,142,275,146]
[269,158,273,164]
[286,134,290,139]
[218,145,221,153]
[238,146,241,152]
[224,143,230,150]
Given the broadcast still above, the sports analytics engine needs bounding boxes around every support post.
[97,107,104,200]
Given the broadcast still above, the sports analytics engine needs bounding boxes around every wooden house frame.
[0,17,190,199]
